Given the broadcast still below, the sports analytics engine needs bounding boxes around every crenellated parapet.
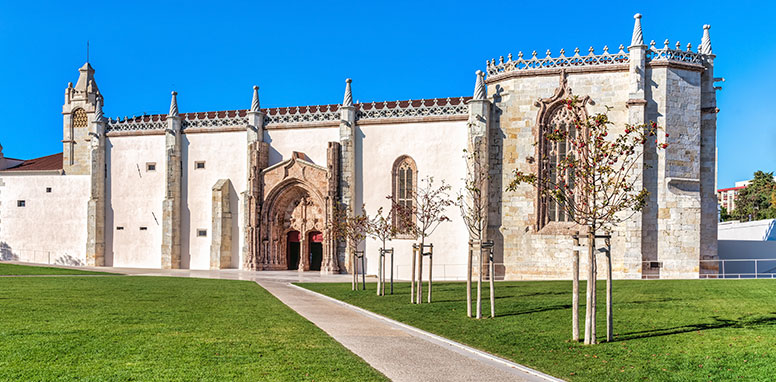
[646,39,705,65]
[105,98,470,134]
[486,46,630,78]
[486,14,713,83]
[356,97,469,122]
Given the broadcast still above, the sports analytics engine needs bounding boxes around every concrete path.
[5,262,561,382]
[258,279,560,382]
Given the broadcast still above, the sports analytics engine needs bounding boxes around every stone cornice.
[646,60,705,72]
[485,64,629,84]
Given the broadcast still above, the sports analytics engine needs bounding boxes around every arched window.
[72,108,88,128]
[392,155,417,235]
[542,105,576,224]
[534,72,592,231]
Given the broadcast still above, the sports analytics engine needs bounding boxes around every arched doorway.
[308,231,323,271]
[287,231,301,270]
[249,156,339,273]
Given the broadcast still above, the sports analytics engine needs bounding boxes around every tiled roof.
[717,186,746,192]
[3,152,63,172]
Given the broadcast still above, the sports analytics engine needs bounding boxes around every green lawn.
[299,280,776,381]
[0,262,117,275]
[0,272,386,381]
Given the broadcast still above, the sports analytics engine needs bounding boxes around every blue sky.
[0,1,772,188]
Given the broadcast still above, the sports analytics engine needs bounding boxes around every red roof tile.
[3,153,63,172]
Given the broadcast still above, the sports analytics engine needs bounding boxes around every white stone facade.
[0,15,719,279]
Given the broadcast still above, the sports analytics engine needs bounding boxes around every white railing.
[698,259,776,279]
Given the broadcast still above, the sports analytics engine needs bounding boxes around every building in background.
[717,176,776,213]
[717,185,745,212]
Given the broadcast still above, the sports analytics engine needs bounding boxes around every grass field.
[0,266,386,381]
[299,280,776,381]
[0,262,117,275]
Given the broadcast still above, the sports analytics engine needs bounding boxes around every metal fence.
[698,258,776,279]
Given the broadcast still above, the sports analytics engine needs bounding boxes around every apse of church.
[0,14,719,280]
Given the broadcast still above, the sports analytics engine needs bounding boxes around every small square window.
[197,229,207,237]
[46,187,52,193]
[146,163,156,172]
[116,226,124,231]
[17,200,25,207]
[139,226,148,231]
[195,161,206,170]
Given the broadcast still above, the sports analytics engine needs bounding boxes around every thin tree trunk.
[427,245,433,303]
[572,231,580,342]
[476,245,482,319]
[467,243,473,317]
[382,245,386,296]
[606,237,613,342]
[351,247,356,291]
[489,250,495,318]
[377,248,382,296]
[410,245,416,303]
[361,253,366,290]
[584,227,596,345]
[417,240,424,305]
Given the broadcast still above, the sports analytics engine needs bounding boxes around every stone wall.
[0,174,90,265]
[489,70,645,280]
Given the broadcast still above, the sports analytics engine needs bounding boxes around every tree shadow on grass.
[614,314,776,342]
[431,295,516,304]
[619,297,686,305]
[497,304,572,318]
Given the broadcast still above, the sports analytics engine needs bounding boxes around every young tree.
[396,176,453,304]
[507,97,664,345]
[732,171,776,221]
[720,206,732,222]
[457,142,490,318]
[332,204,370,291]
[367,205,401,296]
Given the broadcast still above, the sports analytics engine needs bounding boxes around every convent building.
[0,15,720,279]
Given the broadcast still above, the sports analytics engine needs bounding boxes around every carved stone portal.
[255,155,338,272]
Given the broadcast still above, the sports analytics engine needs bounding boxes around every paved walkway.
[7,262,560,382]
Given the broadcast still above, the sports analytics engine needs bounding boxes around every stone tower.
[62,63,102,175]
[62,62,106,266]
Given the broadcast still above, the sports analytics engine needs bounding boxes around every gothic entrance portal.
[249,156,339,273]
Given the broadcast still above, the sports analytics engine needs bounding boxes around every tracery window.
[392,155,417,236]
[533,72,591,231]
[72,108,88,128]
[541,105,577,225]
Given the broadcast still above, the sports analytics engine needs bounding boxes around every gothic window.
[541,105,576,225]
[392,155,417,235]
[533,72,591,231]
[72,108,88,128]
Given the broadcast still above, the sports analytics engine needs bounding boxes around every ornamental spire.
[94,96,105,122]
[250,85,260,112]
[169,91,178,117]
[631,13,644,46]
[700,24,712,54]
[473,70,486,100]
[343,78,353,107]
